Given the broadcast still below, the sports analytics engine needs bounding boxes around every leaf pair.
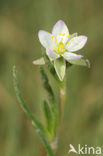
[40,67,59,138]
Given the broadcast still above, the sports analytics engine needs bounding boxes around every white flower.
[34,20,88,81]
[38,20,87,61]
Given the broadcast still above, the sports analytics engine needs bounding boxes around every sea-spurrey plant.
[13,20,90,156]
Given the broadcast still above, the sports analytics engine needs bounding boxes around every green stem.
[59,79,66,120]
[60,87,66,117]
[49,80,66,155]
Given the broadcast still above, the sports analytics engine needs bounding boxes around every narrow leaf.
[13,66,54,156]
[68,58,90,68]
[13,66,51,140]
[40,67,55,103]
[54,57,66,81]
[33,57,45,65]
[42,100,52,132]
[40,67,59,136]
[32,122,54,156]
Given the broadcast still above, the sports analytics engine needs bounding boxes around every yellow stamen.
[53,42,65,55]
[59,33,65,36]
[67,42,70,45]
[62,33,65,36]
[55,39,57,43]
[51,35,54,39]
[53,46,56,51]
[67,34,71,38]
[61,38,63,41]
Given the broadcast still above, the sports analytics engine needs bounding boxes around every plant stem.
[59,80,66,120]
[48,80,66,156]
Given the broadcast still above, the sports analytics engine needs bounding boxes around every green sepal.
[42,50,63,87]
[68,58,90,68]
[33,57,45,65]
[54,57,66,81]
[43,52,56,75]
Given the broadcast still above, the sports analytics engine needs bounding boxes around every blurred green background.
[0,0,103,155]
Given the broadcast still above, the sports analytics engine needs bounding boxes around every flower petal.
[38,30,54,49]
[62,52,83,61]
[66,36,88,52]
[46,47,60,60]
[52,20,69,36]
[67,33,78,42]
[54,57,66,81]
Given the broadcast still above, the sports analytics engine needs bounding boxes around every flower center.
[53,42,66,55]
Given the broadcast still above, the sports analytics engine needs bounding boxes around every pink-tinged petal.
[62,52,83,61]
[38,30,54,49]
[46,47,60,60]
[66,36,88,52]
[52,20,69,38]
